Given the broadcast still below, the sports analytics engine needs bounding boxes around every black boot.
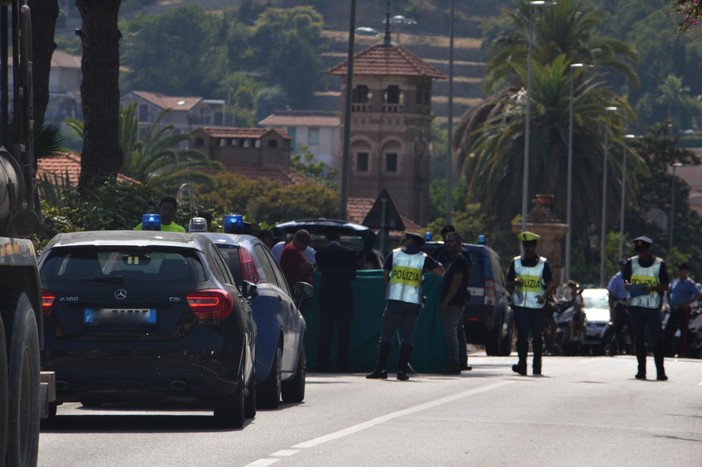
[533,337,543,375]
[396,343,413,381]
[366,342,391,379]
[654,351,667,381]
[635,357,646,380]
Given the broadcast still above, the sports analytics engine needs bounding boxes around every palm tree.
[455,0,641,236]
[67,103,221,192]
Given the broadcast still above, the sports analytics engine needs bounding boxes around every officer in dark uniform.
[506,231,556,376]
[367,232,444,381]
[607,258,630,355]
[664,263,701,357]
[623,236,669,380]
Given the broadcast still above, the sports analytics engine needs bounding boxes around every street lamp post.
[339,0,356,220]
[521,1,556,232]
[618,134,636,260]
[669,162,684,258]
[600,106,618,287]
[565,62,590,282]
[445,0,455,225]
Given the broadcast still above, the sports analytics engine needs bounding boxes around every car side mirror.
[293,281,314,302]
[241,280,258,300]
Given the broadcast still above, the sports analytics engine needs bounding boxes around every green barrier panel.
[302,270,448,373]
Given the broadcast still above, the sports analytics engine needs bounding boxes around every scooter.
[553,299,587,356]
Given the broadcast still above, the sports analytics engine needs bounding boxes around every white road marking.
[245,379,516,466]
[271,450,299,457]
[245,459,279,466]
[292,380,515,449]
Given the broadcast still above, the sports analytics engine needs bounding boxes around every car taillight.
[186,289,234,320]
[485,279,496,306]
[41,290,56,315]
[238,247,260,283]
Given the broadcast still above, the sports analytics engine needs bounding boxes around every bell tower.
[327,6,446,225]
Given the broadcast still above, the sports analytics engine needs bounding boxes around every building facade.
[327,33,446,225]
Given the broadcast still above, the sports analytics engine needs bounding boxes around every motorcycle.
[553,298,587,356]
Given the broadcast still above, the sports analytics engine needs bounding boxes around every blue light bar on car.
[224,214,244,234]
[142,213,161,231]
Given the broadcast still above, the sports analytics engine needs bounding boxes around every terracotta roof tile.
[259,110,340,128]
[347,196,421,232]
[51,50,81,69]
[196,127,291,140]
[131,91,202,111]
[37,152,139,186]
[327,43,447,79]
[214,165,310,186]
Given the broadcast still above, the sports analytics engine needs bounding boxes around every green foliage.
[290,145,337,189]
[196,172,338,225]
[254,87,290,121]
[39,179,158,246]
[267,31,322,108]
[121,5,227,95]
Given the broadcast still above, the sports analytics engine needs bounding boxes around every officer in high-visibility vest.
[506,231,556,376]
[623,236,670,381]
[366,232,444,381]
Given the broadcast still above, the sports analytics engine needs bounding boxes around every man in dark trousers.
[439,231,470,374]
[367,232,444,381]
[315,230,357,372]
[623,236,669,381]
[665,263,702,357]
[430,224,472,370]
[506,231,556,376]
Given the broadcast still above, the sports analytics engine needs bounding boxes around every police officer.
[367,232,444,381]
[623,236,669,380]
[607,258,630,355]
[506,231,556,376]
[664,263,701,357]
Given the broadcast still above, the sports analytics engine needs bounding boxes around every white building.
[258,110,340,168]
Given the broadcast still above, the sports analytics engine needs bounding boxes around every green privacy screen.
[302,270,447,373]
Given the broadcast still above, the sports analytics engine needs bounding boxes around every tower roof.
[326,43,447,80]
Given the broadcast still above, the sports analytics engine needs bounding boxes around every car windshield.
[583,292,609,309]
[40,246,206,283]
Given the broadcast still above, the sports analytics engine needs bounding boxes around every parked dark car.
[203,233,312,409]
[423,241,513,356]
[273,218,382,268]
[38,231,257,428]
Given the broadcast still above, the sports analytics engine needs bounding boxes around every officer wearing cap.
[607,258,630,355]
[664,262,701,357]
[506,231,556,376]
[623,235,669,380]
[367,232,444,381]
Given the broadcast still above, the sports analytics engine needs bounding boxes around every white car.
[581,288,612,355]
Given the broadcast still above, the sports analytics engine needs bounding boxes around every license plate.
[84,308,157,327]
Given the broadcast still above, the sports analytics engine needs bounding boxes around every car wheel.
[244,370,257,419]
[282,346,305,404]
[2,291,41,467]
[257,345,282,409]
[500,321,513,356]
[485,315,503,356]
[599,327,614,356]
[213,373,245,429]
